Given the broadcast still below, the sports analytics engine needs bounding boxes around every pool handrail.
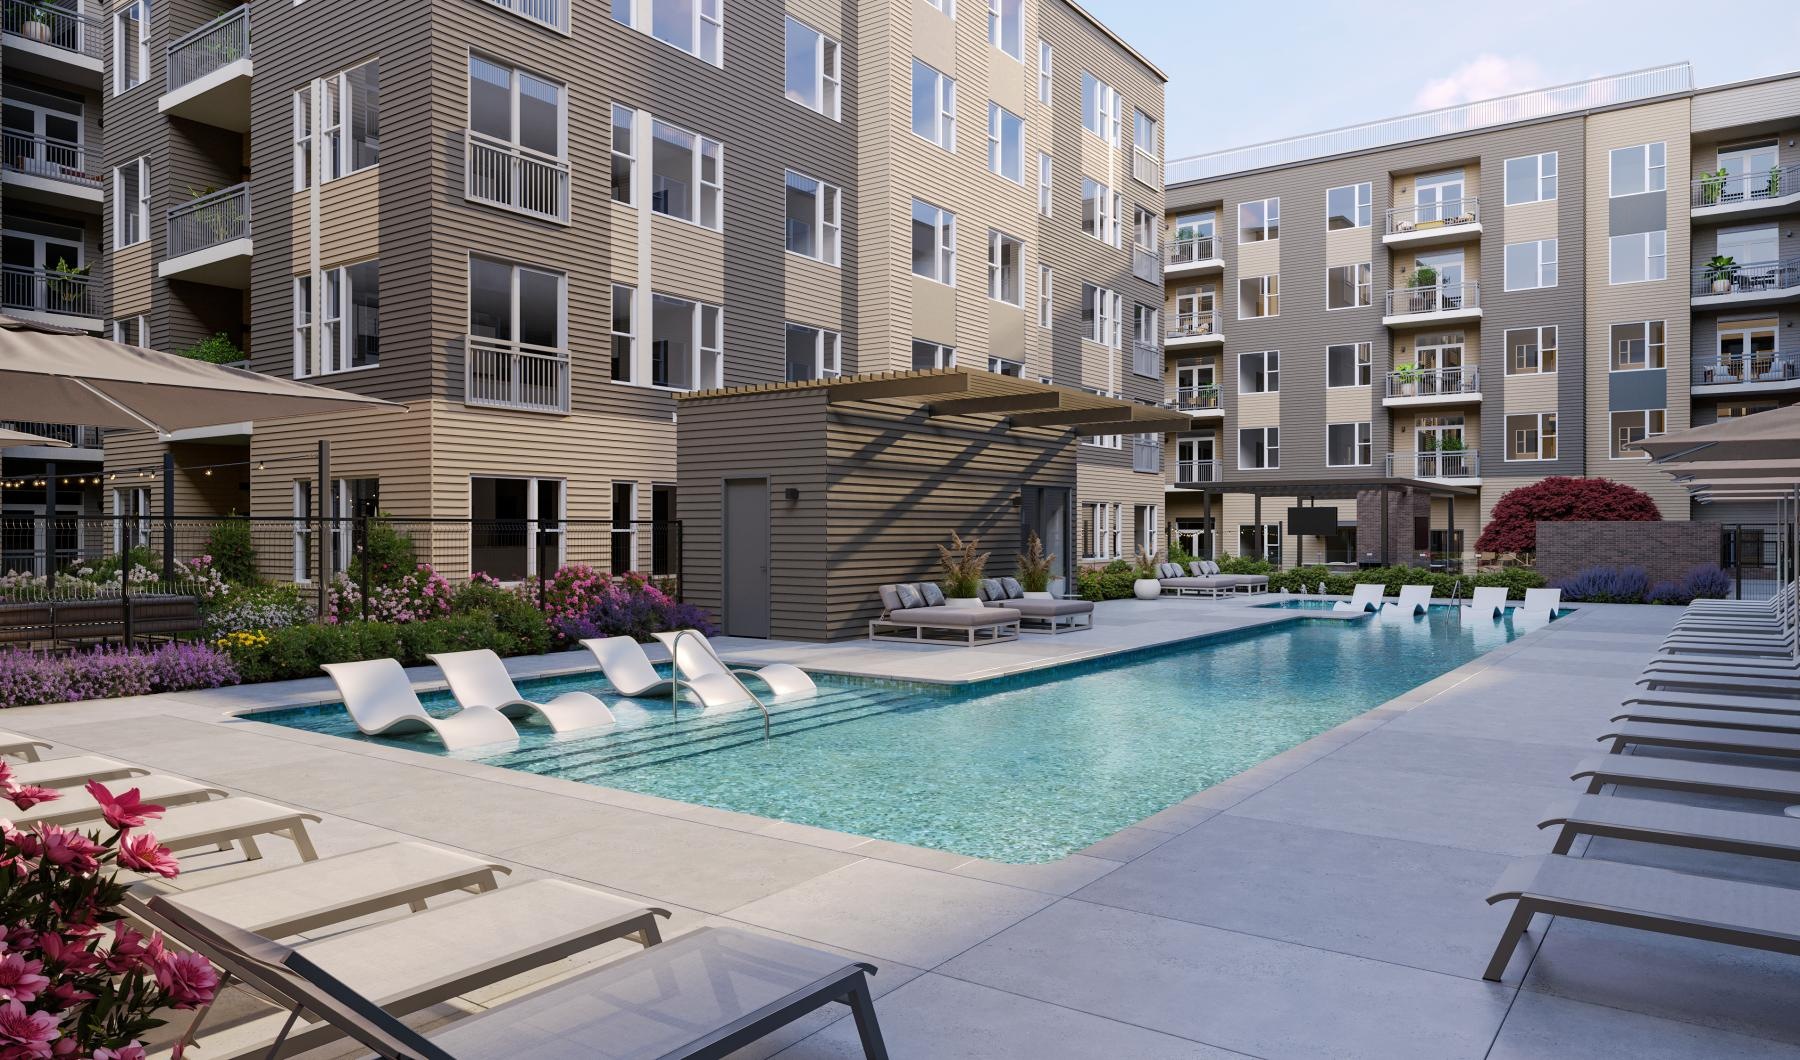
[666,628,772,740]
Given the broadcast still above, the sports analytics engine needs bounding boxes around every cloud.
[1413,55,1550,109]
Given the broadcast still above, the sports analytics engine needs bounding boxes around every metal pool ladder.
[667,628,773,740]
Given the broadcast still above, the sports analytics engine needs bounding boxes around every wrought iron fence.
[164,4,249,92]
[1384,365,1480,399]
[1691,257,1800,299]
[1384,197,1479,235]
[1721,522,1790,601]
[1165,236,1215,266]
[1,130,101,187]
[1692,161,1799,209]
[1,0,102,57]
[480,0,567,31]
[0,421,103,448]
[465,336,571,412]
[167,183,251,258]
[0,264,101,319]
[1166,310,1220,342]
[1692,349,1796,387]
[1385,281,1479,316]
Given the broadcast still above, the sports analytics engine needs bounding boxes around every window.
[912,340,955,369]
[1037,265,1053,328]
[1504,326,1557,375]
[911,199,956,283]
[1609,230,1667,284]
[1610,142,1666,197]
[610,105,636,204]
[784,18,841,120]
[1718,223,1779,266]
[988,103,1024,184]
[114,487,150,552]
[1081,502,1122,560]
[1504,239,1557,291]
[1133,302,1159,346]
[784,323,841,381]
[1081,73,1119,144]
[610,284,635,381]
[1717,317,1778,377]
[613,0,723,66]
[1327,422,1372,467]
[1134,505,1159,557]
[113,158,148,249]
[1326,182,1372,230]
[469,256,565,357]
[987,231,1023,305]
[1326,342,1371,388]
[1037,41,1052,104]
[650,293,723,390]
[610,482,637,575]
[1080,284,1120,347]
[1037,153,1052,216]
[784,170,841,265]
[1238,274,1279,319]
[922,0,953,16]
[292,481,314,582]
[1239,523,1281,564]
[470,477,563,580]
[1610,320,1666,371]
[295,61,382,189]
[1326,263,1372,310]
[650,119,722,230]
[988,0,1021,59]
[1237,197,1279,242]
[987,356,1023,377]
[1133,206,1158,254]
[1239,427,1279,469]
[110,316,146,347]
[1239,350,1278,394]
[910,61,956,151]
[113,1,148,94]
[1611,409,1666,458]
[1081,178,1120,246]
[1504,151,1557,206]
[1133,110,1157,160]
[294,260,379,377]
[1506,412,1557,461]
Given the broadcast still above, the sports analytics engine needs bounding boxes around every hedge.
[1077,560,1547,602]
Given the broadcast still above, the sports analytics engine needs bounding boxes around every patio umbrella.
[1630,402,1800,463]
[0,428,70,447]
[0,313,403,433]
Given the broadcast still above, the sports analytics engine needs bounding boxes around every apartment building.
[19,0,1164,584]
[1159,63,1800,569]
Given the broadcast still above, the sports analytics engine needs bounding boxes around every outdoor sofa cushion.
[882,605,1022,627]
[878,585,904,612]
[920,583,946,606]
[999,577,1025,599]
[1003,597,1093,619]
[1162,576,1235,591]
[895,584,925,610]
[979,578,1006,602]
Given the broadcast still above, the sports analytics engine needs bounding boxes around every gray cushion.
[1202,560,1221,575]
[999,577,1024,599]
[919,583,946,607]
[878,584,903,612]
[883,605,1022,627]
[895,583,925,610]
[980,578,1005,603]
[1159,562,1182,579]
[1007,597,1094,617]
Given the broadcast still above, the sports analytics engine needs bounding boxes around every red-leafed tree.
[1476,476,1661,554]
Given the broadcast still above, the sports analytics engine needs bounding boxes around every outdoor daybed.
[870,583,1021,644]
[977,577,1094,633]
[1193,560,1270,594]
[1155,561,1236,597]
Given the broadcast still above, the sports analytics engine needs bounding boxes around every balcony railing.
[0,130,100,188]
[465,131,571,224]
[0,421,103,448]
[167,183,250,258]
[465,336,570,413]
[1691,258,1800,299]
[1385,365,1480,399]
[1132,149,1161,189]
[480,0,567,31]
[1132,245,1161,283]
[1165,236,1216,266]
[1693,161,1800,209]
[1132,435,1162,473]
[1385,282,1479,317]
[1131,340,1160,378]
[1387,449,1480,479]
[1693,350,1798,387]
[1175,458,1220,485]
[1,265,100,319]
[1173,384,1220,411]
[1385,197,1479,236]
[2,0,102,58]
[164,5,249,93]
[1167,310,1221,342]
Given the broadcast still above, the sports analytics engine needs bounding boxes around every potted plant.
[1392,361,1420,397]
[1131,548,1162,600]
[46,257,89,313]
[1769,164,1784,199]
[1017,531,1056,600]
[1699,167,1728,206]
[1704,255,1738,295]
[937,531,988,608]
[21,4,53,41]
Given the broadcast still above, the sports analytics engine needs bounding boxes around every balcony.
[1132,245,1161,284]
[1173,458,1220,488]
[465,131,571,225]
[1383,365,1481,408]
[1171,384,1222,419]
[1163,236,1222,276]
[1,1,102,86]
[0,131,102,210]
[1383,198,1481,249]
[158,5,251,133]
[465,336,570,414]
[1383,282,1481,327]
[160,183,252,287]
[1166,310,1223,349]
[1131,340,1161,379]
[1691,162,1800,223]
[0,421,102,456]
[1132,149,1161,190]
[1131,435,1162,474]
[480,0,568,31]
[1692,350,1800,395]
[1386,449,1480,481]
[1,265,102,329]
[1691,258,1800,309]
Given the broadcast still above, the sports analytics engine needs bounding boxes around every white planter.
[1133,578,1161,600]
[1712,278,1731,295]
[1022,591,1053,600]
[22,22,50,42]
[1048,577,1067,597]
[945,596,985,610]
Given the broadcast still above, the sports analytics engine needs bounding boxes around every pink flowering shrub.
[0,765,217,1056]
[326,564,454,625]
[549,570,717,645]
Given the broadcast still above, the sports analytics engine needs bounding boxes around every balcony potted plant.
[1699,167,1728,206]
[1017,531,1056,600]
[1769,165,1784,199]
[937,531,989,608]
[1704,255,1738,295]
[1131,548,1162,600]
[1392,361,1420,398]
[46,257,89,313]
[21,4,53,42]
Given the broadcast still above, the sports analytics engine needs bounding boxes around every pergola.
[769,368,1197,436]
[1202,476,1480,567]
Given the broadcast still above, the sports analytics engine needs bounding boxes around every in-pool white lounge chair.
[652,630,817,708]
[0,730,50,762]
[1334,584,1385,614]
[1393,584,1432,615]
[1463,586,1509,622]
[321,660,518,752]
[580,636,678,697]
[428,649,615,733]
[1523,587,1561,612]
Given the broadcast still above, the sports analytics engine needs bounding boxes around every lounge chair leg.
[1483,902,1536,982]
[1550,825,1577,856]
[636,916,664,948]
[238,834,262,861]
[409,898,430,912]
[288,825,320,862]
[846,977,890,1060]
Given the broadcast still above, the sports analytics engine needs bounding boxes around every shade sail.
[1630,403,1800,463]
[0,428,70,448]
[1663,459,1800,480]
[0,314,404,433]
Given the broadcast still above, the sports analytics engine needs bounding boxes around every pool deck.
[10,596,1800,1058]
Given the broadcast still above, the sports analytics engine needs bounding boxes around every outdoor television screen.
[1287,506,1338,537]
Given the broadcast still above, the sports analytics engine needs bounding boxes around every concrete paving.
[7,596,1800,1057]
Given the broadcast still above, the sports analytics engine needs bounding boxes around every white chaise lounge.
[1334,584,1385,613]
[1462,586,1509,624]
[321,659,518,752]
[429,649,615,733]
[581,636,678,697]
[652,630,817,708]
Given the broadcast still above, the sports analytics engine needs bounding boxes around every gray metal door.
[723,478,771,638]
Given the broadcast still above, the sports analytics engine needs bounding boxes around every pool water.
[256,611,1536,863]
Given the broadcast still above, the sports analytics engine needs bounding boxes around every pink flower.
[83,781,164,831]
[93,1044,146,1060]
[37,933,98,977]
[39,982,93,1013]
[116,833,178,878]
[0,1000,57,1057]
[2,786,58,812]
[0,955,46,1004]
[152,949,218,1009]
[102,925,151,975]
[34,826,98,874]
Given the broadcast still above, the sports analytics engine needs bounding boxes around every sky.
[1085,0,1800,160]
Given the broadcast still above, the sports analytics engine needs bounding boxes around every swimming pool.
[255,610,1537,863]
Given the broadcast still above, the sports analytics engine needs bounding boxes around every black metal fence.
[1721,523,1789,601]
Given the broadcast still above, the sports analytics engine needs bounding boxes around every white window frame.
[1037,152,1053,217]
[1238,349,1279,394]
[1081,501,1120,560]
[1081,178,1121,247]
[1238,426,1279,470]
[783,17,841,121]
[1326,262,1372,310]
[1326,342,1372,388]
[1037,40,1052,104]
[292,481,313,583]
[987,355,1023,377]
[113,487,150,553]
[613,0,723,66]
[294,260,379,378]
[1134,503,1159,557]
[113,0,149,95]
[610,283,636,382]
[650,118,723,231]
[912,340,955,369]
[1609,230,1667,285]
[113,157,149,249]
[1609,320,1666,372]
[296,61,383,190]
[911,198,957,285]
[1238,274,1279,319]
[647,292,724,391]
[1081,284,1121,348]
[1504,325,1557,375]
[1326,421,1372,467]
[910,60,957,152]
[610,104,637,205]
[1610,409,1666,459]
[987,102,1024,185]
[1505,412,1558,462]
[1503,238,1558,291]
[784,322,841,381]
[784,169,842,266]
[1037,264,1053,328]
[1504,151,1557,206]
[987,230,1023,306]
[1237,197,1280,243]
[922,0,954,15]
[1081,73,1120,145]
[1325,182,1372,230]
[1609,141,1667,197]
[110,315,147,347]
[987,0,1021,59]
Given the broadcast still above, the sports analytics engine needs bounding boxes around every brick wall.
[1356,488,1432,567]
[1536,521,1723,587]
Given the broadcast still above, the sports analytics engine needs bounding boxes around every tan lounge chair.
[9,775,226,827]
[0,729,50,761]
[151,796,324,863]
[11,754,149,788]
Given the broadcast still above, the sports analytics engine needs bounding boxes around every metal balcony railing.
[1173,384,1220,411]
[1691,258,1800,299]
[1693,161,1800,208]
[166,183,250,258]
[1132,149,1161,189]
[1175,458,1220,485]
[480,0,567,31]
[1165,235,1216,266]
[1385,197,1479,235]
[1,265,100,319]
[1385,365,1480,399]
[0,130,100,188]
[1131,339,1161,378]
[1693,350,1797,387]
[164,5,249,93]
[1167,310,1220,342]
[2,0,102,58]
[0,421,103,448]
[1385,282,1478,316]
[1132,245,1161,283]
[1132,435,1162,473]
[465,336,570,413]
[465,131,571,224]
[1387,449,1480,479]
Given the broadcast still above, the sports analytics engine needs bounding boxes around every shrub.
[1167,539,1197,567]
[1016,532,1055,593]
[937,532,988,599]
[220,613,532,683]
[1216,555,1274,575]
[1646,581,1689,606]
[550,579,718,644]
[203,582,313,637]
[1476,477,1661,554]
[1267,565,1357,595]
[1681,564,1733,602]
[349,516,419,589]
[1075,560,1136,602]
[1471,566,1550,601]
[326,563,453,624]
[0,643,238,708]
[206,514,259,583]
[1555,565,1651,603]
[450,580,552,657]
[174,330,245,364]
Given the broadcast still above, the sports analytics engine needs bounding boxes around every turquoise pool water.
[255,611,1536,863]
